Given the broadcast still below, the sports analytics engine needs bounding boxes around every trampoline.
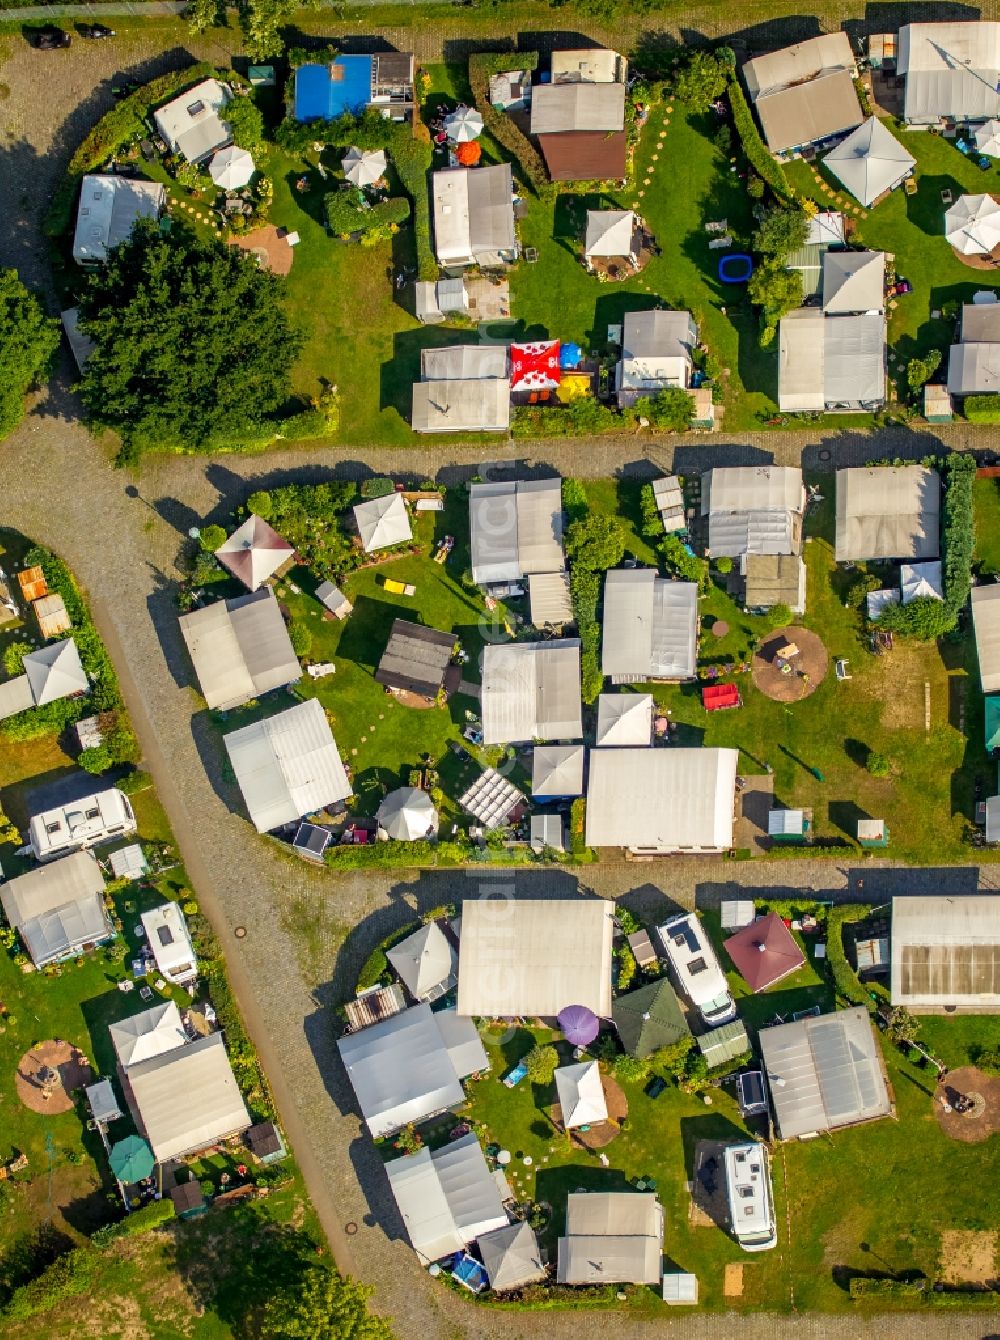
[718,253,753,284]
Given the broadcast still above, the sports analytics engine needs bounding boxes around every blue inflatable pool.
[718,253,753,284]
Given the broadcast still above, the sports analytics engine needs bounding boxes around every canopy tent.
[209,145,255,189]
[510,341,562,392]
[584,208,638,259]
[595,692,653,747]
[342,146,387,186]
[532,743,585,798]
[946,194,1000,255]
[554,1060,608,1129]
[109,1135,154,1184]
[900,560,944,604]
[24,638,87,705]
[477,1221,546,1292]
[975,118,1000,157]
[443,107,484,141]
[216,514,294,591]
[386,921,457,1000]
[353,492,412,553]
[376,786,439,841]
[823,117,915,207]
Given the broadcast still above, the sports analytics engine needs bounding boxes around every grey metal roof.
[530,812,565,852]
[823,251,885,314]
[431,165,515,265]
[753,69,863,154]
[972,583,1000,692]
[469,479,564,583]
[223,697,351,832]
[601,569,698,680]
[697,1018,750,1066]
[420,345,507,381]
[337,1002,482,1138]
[948,341,1000,394]
[73,175,165,264]
[456,897,614,1017]
[412,378,510,434]
[585,748,738,851]
[961,302,1000,342]
[759,1007,892,1139]
[375,619,454,695]
[621,308,696,361]
[557,1192,663,1285]
[899,22,1000,123]
[890,895,1000,1009]
[743,32,854,98]
[823,314,886,405]
[180,589,300,711]
[0,674,33,720]
[532,742,585,797]
[0,850,109,967]
[778,308,825,412]
[823,119,915,207]
[835,465,940,562]
[477,1221,545,1291]
[530,82,625,134]
[384,1133,508,1264]
[126,1032,250,1162]
[704,467,805,557]
[481,640,582,744]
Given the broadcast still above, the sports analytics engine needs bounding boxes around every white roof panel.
[585,748,738,851]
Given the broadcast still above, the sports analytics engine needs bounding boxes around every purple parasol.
[557,1004,600,1046]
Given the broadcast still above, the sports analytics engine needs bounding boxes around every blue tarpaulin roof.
[294,57,373,121]
[986,695,1000,752]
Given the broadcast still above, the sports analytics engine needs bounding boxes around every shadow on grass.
[335,594,418,672]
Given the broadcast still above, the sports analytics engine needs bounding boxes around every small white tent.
[554,1060,608,1129]
[823,117,915,207]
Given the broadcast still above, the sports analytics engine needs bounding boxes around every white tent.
[376,787,439,841]
[209,145,255,189]
[975,118,1000,157]
[386,921,456,1000]
[354,493,412,553]
[946,194,1000,256]
[595,693,653,747]
[342,146,387,186]
[554,1060,608,1129]
[823,117,915,207]
[901,561,944,604]
[444,107,484,141]
[24,638,87,705]
[584,209,637,259]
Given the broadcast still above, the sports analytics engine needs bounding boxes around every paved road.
[2,27,1000,1340]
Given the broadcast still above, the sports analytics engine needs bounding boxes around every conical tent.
[584,208,636,258]
[209,145,255,189]
[376,786,439,841]
[109,1135,154,1184]
[342,147,387,186]
[823,117,915,208]
[946,194,1000,256]
[974,119,1000,158]
[216,514,294,590]
[443,107,484,142]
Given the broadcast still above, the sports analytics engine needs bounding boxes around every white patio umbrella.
[209,145,255,190]
[342,146,387,187]
[945,193,1000,255]
[974,119,1000,158]
[443,106,484,142]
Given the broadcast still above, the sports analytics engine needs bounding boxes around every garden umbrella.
[559,342,582,369]
[444,107,484,142]
[376,786,439,841]
[557,1004,600,1046]
[209,145,255,190]
[342,146,387,187]
[945,194,1000,255]
[109,1135,154,1184]
[974,119,1000,158]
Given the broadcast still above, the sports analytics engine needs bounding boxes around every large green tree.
[752,204,810,261]
[262,1266,394,1340]
[672,50,729,109]
[78,222,301,462]
[566,513,628,571]
[0,268,59,441]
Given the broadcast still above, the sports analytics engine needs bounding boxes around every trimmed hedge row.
[90,1198,175,1248]
[963,394,1000,423]
[826,904,872,1007]
[468,52,551,199]
[727,73,790,201]
[324,192,410,237]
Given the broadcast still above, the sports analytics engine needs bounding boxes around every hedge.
[90,1198,175,1248]
[46,64,219,238]
[568,565,602,703]
[963,394,1000,423]
[727,73,791,201]
[2,1247,97,1321]
[468,52,552,199]
[324,192,410,237]
[826,904,873,1008]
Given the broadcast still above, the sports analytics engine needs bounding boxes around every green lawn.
[787,121,1000,395]
[974,476,1000,576]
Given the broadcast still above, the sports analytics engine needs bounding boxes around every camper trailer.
[656,913,736,1027]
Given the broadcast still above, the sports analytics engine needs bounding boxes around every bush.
[849,1277,925,1300]
[288,622,312,659]
[117,769,151,796]
[866,750,890,777]
[524,1044,558,1083]
[727,73,791,200]
[632,387,693,432]
[617,945,637,992]
[715,555,733,575]
[324,190,410,239]
[566,514,627,571]
[672,50,729,109]
[562,478,588,524]
[963,394,1000,423]
[569,566,602,704]
[569,797,588,855]
[90,1198,174,1248]
[660,534,708,590]
[2,1247,97,1321]
[613,1053,650,1082]
[246,490,273,519]
[224,94,265,154]
[78,744,113,774]
[2,641,31,677]
[199,524,227,553]
[468,53,550,198]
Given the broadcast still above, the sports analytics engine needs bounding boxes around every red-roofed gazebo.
[724,911,805,993]
[510,341,562,392]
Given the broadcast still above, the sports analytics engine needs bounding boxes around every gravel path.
[2,29,999,1340]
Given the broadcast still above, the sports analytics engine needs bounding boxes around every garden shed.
[696,1019,749,1068]
[616,310,697,406]
[73,175,165,266]
[374,618,455,698]
[890,895,1000,1012]
[481,640,582,744]
[724,912,806,992]
[743,34,860,155]
[595,693,653,747]
[153,78,231,163]
[384,1133,507,1265]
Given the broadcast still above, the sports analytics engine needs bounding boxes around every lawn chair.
[904,177,917,196]
[941,187,954,205]
[835,658,852,681]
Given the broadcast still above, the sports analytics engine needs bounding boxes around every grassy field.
[430,908,1000,1313]
[787,121,1000,397]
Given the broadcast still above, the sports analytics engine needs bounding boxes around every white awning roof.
[584,209,636,257]
[585,748,738,851]
[353,493,412,552]
[386,920,457,999]
[481,640,582,743]
[972,584,1000,692]
[899,22,1000,122]
[532,742,585,797]
[554,1060,607,1127]
[823,250,885,314]
[110,1000,187,1071]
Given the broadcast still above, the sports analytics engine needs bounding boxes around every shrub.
[568,566,602,703]
[468,53,550,198]
[639,483,663,538]
[78,744,113,774]
[727,73,791,200]
[90,1198,174,1248]
[569,797,588,855]
[199,524,227,553]
[907,350,942,394]
[617,945,637,992]
[715,556,733,575]
[3,1246,97,1321]
[632,387,693,431]
[2,641,31,677]
[224,94,265,154]
[613,1053,650,1082]
[883,1005,919,1045]
[324,190,410,238]
[288,622,312,659]
[116,769,151,796]
[866,750,890,777]
[524,1044,558,1083]
[660,534,709,590]
[826,905,871,1007]
[566,514,627,571]
[360,476,394,500]
[246,490,273,519]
